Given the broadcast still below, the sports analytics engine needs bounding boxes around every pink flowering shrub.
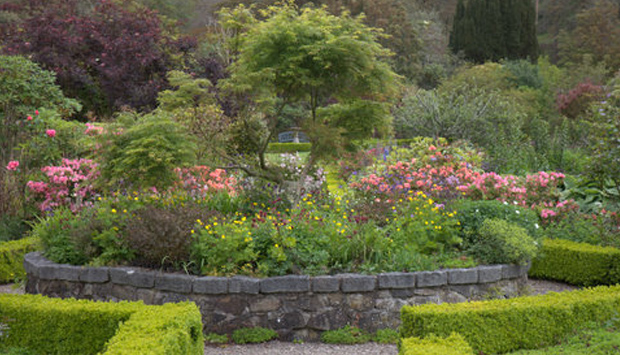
[6,161,19,171]
[27,158,100,212]
[174,166,239,197]
[349,143,481,201]
[84,123,104,136]
[456,171,579,223]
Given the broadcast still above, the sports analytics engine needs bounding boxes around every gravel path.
[204,341,397,355]
[0,278,579,355]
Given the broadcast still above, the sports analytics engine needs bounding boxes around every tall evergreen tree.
[450,0,539,62]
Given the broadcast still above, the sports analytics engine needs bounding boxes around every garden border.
[24,252,529,341]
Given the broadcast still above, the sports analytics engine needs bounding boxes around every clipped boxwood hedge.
[400,285,620,354]
[0,237,39,283]
[399,333,474,355]
[266,143,311,153]
[529,238,620,286]
[0,294,203,355]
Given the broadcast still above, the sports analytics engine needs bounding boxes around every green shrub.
[374,328,399,344]
[400,284,620,354]
[399,333,474,355]
[529,238,620,286]
[0,237,39,283]
[231,327,278,344]
[0,348,38,355]
[204,333,229,344]
[0,294,203,355]
[320,325,371,344]
[508,321,620,354]
[266,143,312,154]
[542,216,603,245]
[101,302,203,355]
[96,111,197,190]
[455,199,542,247]
[0,294,138,354]
[0,216,30,243]
[469,219,538,265]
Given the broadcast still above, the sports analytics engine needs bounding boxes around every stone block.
[54,264,81,281]
[311,276,340,293]
[79,267,109,283]
[416,271,447,287]
[23,252,48,277]
[269,311,308,330]
[250,296,282,312]
[502,263,530,279]
[477,265,503,283]
[38,265,60,280]
[261,275,310,293]
[193,276,228,294]
[378,272,416,289]
[155,274,193,293]
[339,274,376,293]
[229,276,260,294]
[110,268,156,288]
[448,268,478,285]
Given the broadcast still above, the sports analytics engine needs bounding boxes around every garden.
[1,0,620,353]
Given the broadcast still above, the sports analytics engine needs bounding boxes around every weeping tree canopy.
[217,1,401,188]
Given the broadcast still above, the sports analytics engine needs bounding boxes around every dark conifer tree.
[450,0,539,62]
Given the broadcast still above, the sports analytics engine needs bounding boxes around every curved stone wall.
[24,252,529,341]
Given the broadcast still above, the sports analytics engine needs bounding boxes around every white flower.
[515,210,520,214]
[534,223,539,229]
[503,201,508,205]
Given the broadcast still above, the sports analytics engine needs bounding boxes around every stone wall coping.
[23,252,530,293]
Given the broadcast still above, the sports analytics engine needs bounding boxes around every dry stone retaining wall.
[24,252,529,341]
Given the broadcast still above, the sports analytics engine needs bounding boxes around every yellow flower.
[221,235,225,239]
[123,209,127,213]
[111,209,117,214]
[191,230,195,234]
[275,244,279,248]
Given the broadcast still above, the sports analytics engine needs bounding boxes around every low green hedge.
[400,284,620,354]
[0,294,203,355]
[266,143,311,153]
[0,237,39,283]
[529,238,620,286]
[399,333,474,355]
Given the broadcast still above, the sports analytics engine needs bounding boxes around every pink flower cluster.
[84,123,104,135]
[457,171,578,222]
[27,159,100,212]
[6,160,19,171]
[350,158,478,199]
[46,129,56,138]
[174,166,239,197]
[457,171,567,206]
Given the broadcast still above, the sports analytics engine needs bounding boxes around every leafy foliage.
[455,200,541,248]
[469,218,538,265]
[230,327,277,344]
[95,111,196,190]
[3,0,194,115]
[320,325,371,344]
